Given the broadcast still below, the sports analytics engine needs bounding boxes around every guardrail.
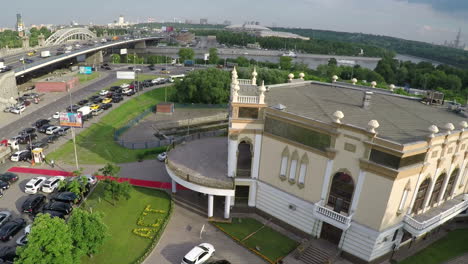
[404,195,468,232]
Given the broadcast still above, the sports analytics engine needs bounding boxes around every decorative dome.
[459,121,468,130]
[367,120,380,133]
[389,84,395,91]
[445,123,455,134]
[259,81,266,93]
[332,75,338,82]
[351,78,357,85]
[332,111,344,124]
[299,73,305,80]
[252,67,258,77]
[288,73,294,80]
[371,81,377,87]
[428,125,439,137]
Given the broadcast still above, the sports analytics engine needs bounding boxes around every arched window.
[398,181,411,212]
[236,140,252,177]
[412,178,431,214]
[279,147,289,180]
[297,154,308,187]
[444,169,459,200]
[430,174,445,206]
[327,172,355,214]
[288,151,299,183]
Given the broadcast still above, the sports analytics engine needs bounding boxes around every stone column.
[320,159,334,200]
[38,34,45,47]
[248,181,257,207]
[224,196,232,219]
[227,135,238,177]
[22,36,30,49]
[251,134,262,179]
[171,179,177,193]
[350,170,366,213]
[208,194,214,218]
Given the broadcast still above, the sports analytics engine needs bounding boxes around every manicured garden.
[213,218,298,263]
[399,228,468,264]
[48,75,171,164]
[81,184,172,264]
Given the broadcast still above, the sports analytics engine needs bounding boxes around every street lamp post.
[68,88,79,170]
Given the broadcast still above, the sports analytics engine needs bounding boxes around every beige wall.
[258,135,327,203]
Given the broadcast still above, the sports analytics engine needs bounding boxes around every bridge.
[44,28,97,46]
[14,36,163,77]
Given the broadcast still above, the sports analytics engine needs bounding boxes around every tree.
[103,179,132,206]
[279,56,292,70]
[328,58,338,67]
[208,48,219,65]
[178,48,195,62]
[235,56,250,67]
[98,163,120,177]
[16,214,74,264]
[171,68,231,104]
[68,208,108,258]
[111,54,121,64]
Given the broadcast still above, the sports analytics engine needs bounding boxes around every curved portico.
[166,137,235,218]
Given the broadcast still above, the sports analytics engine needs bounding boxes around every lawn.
[77,72,101,84]
[399,229,468,264]
[214,218,299,263]
[47,78,171,164]
[81,184,172,264]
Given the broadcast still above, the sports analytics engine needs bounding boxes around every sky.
[2,0,467,45]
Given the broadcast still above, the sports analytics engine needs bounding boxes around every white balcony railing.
[237,95,259,104]
[404,194,468,236]
[238,79,252,85]
[314,203,352,230]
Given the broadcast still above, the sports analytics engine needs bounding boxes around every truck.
[77,106,92,116]
[184,60,194,67]
[0,139,19,163]
[40,51,51,58]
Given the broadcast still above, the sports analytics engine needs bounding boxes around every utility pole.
[68,89,79,170]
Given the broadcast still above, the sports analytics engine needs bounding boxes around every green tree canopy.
[98,163,120,177]
[68,208,108,258]
[208,48,219,65]
[279,56,293,70]
[171,68,231,104]
[178,48,195,62]
[16,214,74,264]
[104,179,132,206]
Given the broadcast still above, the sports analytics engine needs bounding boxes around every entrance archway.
[327,172,355,214]
[236,141,252,177]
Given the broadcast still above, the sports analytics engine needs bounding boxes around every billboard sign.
[204,53,209,61]
[79,66,92,75]
[120,48,128,55]
[116,71,136,80]
[59,112,83,127]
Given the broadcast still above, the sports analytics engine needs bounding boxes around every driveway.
[145,202,264,264]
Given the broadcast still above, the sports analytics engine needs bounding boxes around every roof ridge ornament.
[428,125,439,138]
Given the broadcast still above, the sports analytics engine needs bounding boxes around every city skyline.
[1,0,467,45]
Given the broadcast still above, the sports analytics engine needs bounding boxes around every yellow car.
[90,104,100,110]
[27,50,37,56]
[102,98,112,104]
[161,70,170,74]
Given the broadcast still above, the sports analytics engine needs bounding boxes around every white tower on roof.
[231,67,240,102]
[251,67,258,85]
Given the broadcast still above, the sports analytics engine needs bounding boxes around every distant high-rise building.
[16,13,24,36]
[200,18,208,25]
[223,20,231,26]
[443,28,465,50]
[454,28,461,48]
[118,15,125,26]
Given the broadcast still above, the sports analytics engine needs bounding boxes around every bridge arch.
[44,28,97,46]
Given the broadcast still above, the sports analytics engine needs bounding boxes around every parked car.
[19,127,36,135]
[77,99,89,106]
[17,133,37,144]
[0,218,26,241]
[10,105,26,114]
[157,152,167,162]
[46,126,61,135]
[51,191,79,204]
[92,108,104,116]
[99,90,109,96]
[32,119,49,128]
[41,210,65,219]
[22,194,46,214]
[90,104,100,111]
[105,92,114,98]
[52,112,60,119]
[0,181,9,191]
[10,150,31,162]
[109,86,120,92]
[83,174,98,185]
[181,243,215,264]
[38,124,53,133]
[27,141,48,151]
[88,95,100,101]
[56,127,70,136]
[101,103,113,110]
[3,106,14,113]
[66,105,80,113]
[16,233,28,246]
[24,177,47,194]
[46,134,60,143]
[43,201,73,214]
[120,83,130,88]
[41,176,66,193]
[0,173,18,184]
[0,212,11,228]
[0,246,17,262]
[112,96,123,103]
[102,98,112,104]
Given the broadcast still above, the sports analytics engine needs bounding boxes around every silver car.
[0,211,11,228]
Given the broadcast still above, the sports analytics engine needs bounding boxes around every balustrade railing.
[314,203,352,228]
[237,95,259,104]
[238,79,252,85]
